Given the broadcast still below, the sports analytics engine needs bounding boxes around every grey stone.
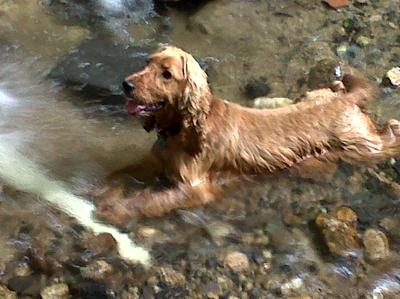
[49,39,155,96]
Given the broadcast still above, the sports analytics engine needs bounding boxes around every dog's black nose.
[122,80,135,93]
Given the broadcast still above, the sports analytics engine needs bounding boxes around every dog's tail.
[341,66,378,108]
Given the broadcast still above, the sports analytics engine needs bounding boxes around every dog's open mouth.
[125,99,164,116]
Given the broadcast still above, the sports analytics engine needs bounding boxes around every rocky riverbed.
[0,0,400,298]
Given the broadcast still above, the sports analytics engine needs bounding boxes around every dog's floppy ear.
[178,52,211,155]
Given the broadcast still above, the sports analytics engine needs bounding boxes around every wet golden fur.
[96,46,400,225]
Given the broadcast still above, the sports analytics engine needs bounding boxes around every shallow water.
[0,0,400,298]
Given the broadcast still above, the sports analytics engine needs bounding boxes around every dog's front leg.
[96,178,221,226]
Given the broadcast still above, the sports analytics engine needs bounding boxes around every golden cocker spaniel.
[96,46,400,226]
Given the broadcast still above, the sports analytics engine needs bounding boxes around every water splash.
[0,138,151,265]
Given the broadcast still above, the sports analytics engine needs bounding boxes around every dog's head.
[123,46,211,122]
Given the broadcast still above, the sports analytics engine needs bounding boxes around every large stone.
[0,285,17,299]
[49,39,154,96]
[362,229,390,262]
[315,207,360,257]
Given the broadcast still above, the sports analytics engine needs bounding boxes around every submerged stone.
[0,285,17,299]
[158,266,186,287]
[315,207,360,257]
[362,229,390,262]
[40,283,70,299]
[49,39,155,96]
[81,260,113,280]
[224,251,250,272]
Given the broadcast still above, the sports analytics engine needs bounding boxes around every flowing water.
[0,0,399,298]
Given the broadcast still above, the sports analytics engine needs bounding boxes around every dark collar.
[156,124,181,138]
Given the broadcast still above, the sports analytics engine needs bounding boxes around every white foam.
[0,141,151,266]
[99,0,124,12]
[0,90,17,108]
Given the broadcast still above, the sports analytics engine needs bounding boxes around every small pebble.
[356,36,371,47]
[280,277,304,296]
[362,229,390,262]
[136,226,159,240]
[40,283,69,299]
[224,251,250,272]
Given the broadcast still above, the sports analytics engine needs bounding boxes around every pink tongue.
[125,101,146,114]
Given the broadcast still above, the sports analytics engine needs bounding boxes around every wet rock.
[135,226,168,245]
[121,286,139,299]
[47,0,154,22]
[70,281,108,299]
[382,67,400,87]
[206,221,235,243]
[315,207,360,257]
[253,97,293,109]
[379,217,400,238]
[244,77,271,99]
[356,36,371,47]
[362,229,390,262]
[49,39,154,96]
[0,1,89,61]
[14,262,32,277]
[27,245,63,275]
[307,59,338,90]
[136,226,160,240]
[224,251,250,272]
[323,0,349,9]
[280,277,304,296]
[81,260,113,280]
[0,285,17,299]
[83,232,118,256]
[204,281,221,299]
[7,275,41,297]
[40,283,70,299]
[336,43,365,68]
[158,266,186,287]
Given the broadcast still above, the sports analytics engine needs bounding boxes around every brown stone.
[158,266,186,287]
[363,229,390,262]
[224,251,250,272]
[315,207,360,257]
[324,0,350,9]
[0,285,17,299]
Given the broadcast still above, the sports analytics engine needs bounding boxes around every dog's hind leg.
[340,119,400,165]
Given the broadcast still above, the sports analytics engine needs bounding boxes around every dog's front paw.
[96,197,141,227]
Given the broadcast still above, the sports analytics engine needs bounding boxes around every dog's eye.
[162,70,172,79]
